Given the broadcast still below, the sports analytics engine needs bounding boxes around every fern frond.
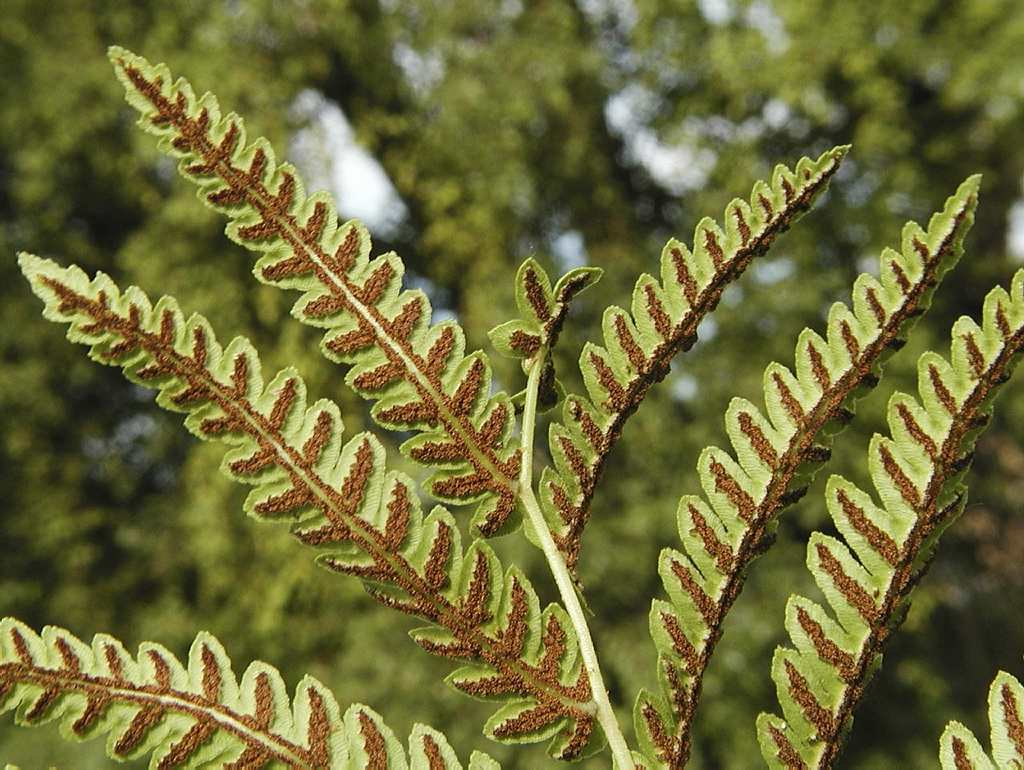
[756,269,1024,769]
[939,668,1024,770]
[537,146,848,573]
[488,258,602,412]
[18,256,600,760]
[108,47,520,537]
[0,617,500,769]
[633,176,980,768]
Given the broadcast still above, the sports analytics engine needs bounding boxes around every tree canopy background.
[2,1,1022,766]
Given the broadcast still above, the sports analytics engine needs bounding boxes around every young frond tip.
[489,258,602,413]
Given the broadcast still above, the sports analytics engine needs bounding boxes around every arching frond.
[109,47,520,537]
[538,146,848,573]
[757,270,1024,769]
[18,256,599,760]
[634,176,980,768]
[0,617,499,770]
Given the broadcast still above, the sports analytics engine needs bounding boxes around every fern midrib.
[125,62,518,518]
[0,661,310,766]
[557,154,844,567]
[65,291,589,718]
[812,313,1024,770]
[666,199,971,767]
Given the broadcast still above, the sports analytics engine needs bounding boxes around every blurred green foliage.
[1,1,1022,767]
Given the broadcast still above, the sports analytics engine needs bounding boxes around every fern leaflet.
[0,617,499,769]
[634,176,980,768]
[757,269,1024,769]
[18,255,600,760]
[109,47,520,537]
[538,147,848,574]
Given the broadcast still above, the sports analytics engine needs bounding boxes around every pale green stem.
[518,350,634,769]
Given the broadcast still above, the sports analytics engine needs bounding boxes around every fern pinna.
[758,271,1024,768]
[109,47,521,540]
[0,618,497,769]
[636,177,981,768]
[103,46,631,763]
[16,254,600,762]
[534,147,847,575]
[6,44,1023,770]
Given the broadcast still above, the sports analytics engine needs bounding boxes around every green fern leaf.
[0,617,498,769]
[633,176,980,768]
[18,256,600,760]
[757,269,1024,769]
[536,146,849,574]
[108,46,520,537]
[488,258,602,360]
[489,258,602,412]
[939,667,1024,770]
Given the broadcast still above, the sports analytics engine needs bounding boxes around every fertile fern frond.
[109,47,520,537]
[537,146,848,573]
[18,256,600,760]
[0,617,499,770]
[634,176,980,768]
[488,258,602,412]
[939,668,1024,770]
[757,269,1024,769]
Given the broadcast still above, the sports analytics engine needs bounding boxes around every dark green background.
[2,1,1022,767]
